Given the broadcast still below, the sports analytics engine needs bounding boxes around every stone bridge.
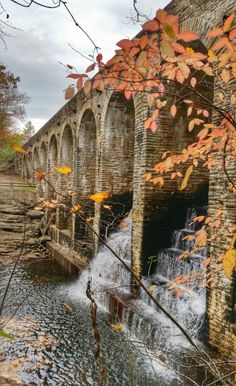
[14,0,235,358]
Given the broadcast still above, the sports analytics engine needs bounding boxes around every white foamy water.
[68,216,132,308]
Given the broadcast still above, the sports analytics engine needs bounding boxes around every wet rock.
[0,206,25,216]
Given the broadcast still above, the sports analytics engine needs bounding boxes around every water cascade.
[69,209,207,384]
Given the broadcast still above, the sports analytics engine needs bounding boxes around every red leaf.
[142,20,159,32]
[67,74,81,79]
[116,39,134,49]
[178,31,199,42]
[76,78,83,90]
[86,63,96,73]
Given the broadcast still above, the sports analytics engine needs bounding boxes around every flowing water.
[0,209,207,385]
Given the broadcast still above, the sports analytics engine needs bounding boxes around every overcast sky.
[1,0,169,132]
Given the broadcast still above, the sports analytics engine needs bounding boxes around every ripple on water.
[0,260,182,386]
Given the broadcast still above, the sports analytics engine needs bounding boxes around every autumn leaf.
[160,40,175,57]
[170,104,177,117]
[178,31,199,42]
[142,20,159,32]
[111,324,124,331]
[116,39,134,49]
[10,144,28,155]
[179,165,193,190]
[0,330,14,340]
[65,86,75,100]
[208,28,223,38]
[36,171,46,182]
[54,166,72,175]
[223,249,236,277]
[70,205,81,213]
[223,14,235,32]
[89,191,109,202]
[86,63,96,73]
[163,23,176,39]
[103,204,111,210]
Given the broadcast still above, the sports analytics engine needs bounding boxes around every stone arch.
[59,125,74,231]
[33,147,39,171]
[75,109,97,240]
[77,109,97,195]
[103,93,135,194]
[48,134,58,199]
[99,93,135,238]
[39,141,47,171]
[61,124,73,169]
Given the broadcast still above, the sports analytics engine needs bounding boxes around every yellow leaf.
[70,205,81,213]
[160,40,175,58]
[89,191,109,202]
[10,144,28,155]
[179,165,193,191]
[223,249,236,278]
[54,166,72,175]
[103,205,111,210]
[111,324,124,331]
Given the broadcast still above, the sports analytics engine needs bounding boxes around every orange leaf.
[150,121,158,133]
[139,34,149,49]
[212,37,232,51]
[229,28,236,40]
[36,171,45,182]
[116,39,134,49]
[178,31,199,42]
[208,28,223,38]
[170,104,177,117]
[223,14,235,32]
[142,20,159,32]
[179,165,193,191]
[124,90,132,100]
[89,192,109,202]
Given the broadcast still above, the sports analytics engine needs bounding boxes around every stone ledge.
[46,240,88,276]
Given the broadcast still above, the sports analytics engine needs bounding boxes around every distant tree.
[0,63,29,133]
[21,120,35,142]
[0,63,29,168]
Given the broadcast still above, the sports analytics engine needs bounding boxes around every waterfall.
[69,208,206,339]
[67,208,207,384]
[69,215,132,308]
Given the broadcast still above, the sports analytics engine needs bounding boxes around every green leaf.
[0,329,14,340]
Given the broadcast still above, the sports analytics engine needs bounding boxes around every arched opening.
[48,135,58,199]
[32,147,39,183]
[101,93,135,238]
[39,141,47,172]
[75,109,97,240]
[59,125,74,230]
